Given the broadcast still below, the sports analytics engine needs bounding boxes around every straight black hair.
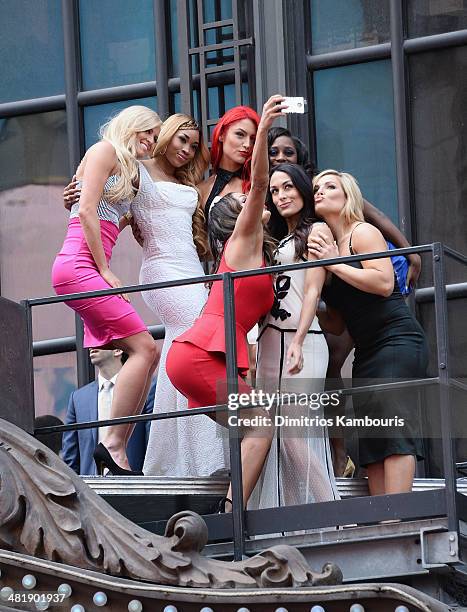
[267,163,318,261]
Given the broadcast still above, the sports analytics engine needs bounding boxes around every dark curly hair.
[267,163,318,261]
[208,193,276,276]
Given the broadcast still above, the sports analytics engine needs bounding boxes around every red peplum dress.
[166,249,274,409]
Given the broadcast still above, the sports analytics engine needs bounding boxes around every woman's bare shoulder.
[351,221,387,251]
[76,141,117,177]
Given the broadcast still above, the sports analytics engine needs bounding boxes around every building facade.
[0,1,466,461]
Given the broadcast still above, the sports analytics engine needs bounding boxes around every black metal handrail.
[25,243,467,560]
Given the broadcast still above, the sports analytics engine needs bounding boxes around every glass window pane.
[408,0,467,37]
[314,60,398,223]
[171,92,181,113]
[205,25,234,47]
[203,0,232,22]
[34,353,77,422]
[83,98,158,148]
[409,45,467,285]
[311,0,390,55]
[0,110,75,341]
[79,0,156,90]
[0,0,64,103]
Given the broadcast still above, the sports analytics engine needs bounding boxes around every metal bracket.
[420,526,459,569]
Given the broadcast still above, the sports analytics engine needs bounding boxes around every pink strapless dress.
[52,217,147,348]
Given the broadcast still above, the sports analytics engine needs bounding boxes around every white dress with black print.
[249,233,339,514]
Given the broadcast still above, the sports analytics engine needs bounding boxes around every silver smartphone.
[282,96,307,114]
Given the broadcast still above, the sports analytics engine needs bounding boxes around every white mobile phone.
[282,96,307,114]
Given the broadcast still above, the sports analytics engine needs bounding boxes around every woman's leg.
[325,330,354,475]
[366,462,385,495]
[122,355,158,448]
[384,454,415,494]
[167,342,273,507]
[366,454,415,495]
[223,415,274,508]
[102,331,159,469]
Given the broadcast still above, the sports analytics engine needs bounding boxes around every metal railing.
[29,243,467,560]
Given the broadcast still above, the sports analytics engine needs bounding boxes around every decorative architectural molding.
[0,418,342,589]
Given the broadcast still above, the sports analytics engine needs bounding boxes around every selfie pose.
[309,170,428,495]
[250,163,339,511]
[166,95,286,509]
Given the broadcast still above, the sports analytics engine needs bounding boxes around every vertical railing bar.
[154,0,169,119]
[223,271,246,560]
[389,0,414,243]
[197,0,209,142]
[432,242,458,532]
[240,0,256,108]
[177,0,193,116]
[232,0,242,105]
[21,299,35,431]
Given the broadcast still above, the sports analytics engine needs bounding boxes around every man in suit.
[62,348,156,475]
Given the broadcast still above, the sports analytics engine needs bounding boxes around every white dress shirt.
[97,373,118,442]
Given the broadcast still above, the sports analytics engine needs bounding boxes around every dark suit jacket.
[62,377,156,475]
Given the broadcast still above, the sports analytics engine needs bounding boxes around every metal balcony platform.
[83,476,467,525]
[83,475,467,593]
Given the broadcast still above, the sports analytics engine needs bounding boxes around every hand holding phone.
[282,96,307,114]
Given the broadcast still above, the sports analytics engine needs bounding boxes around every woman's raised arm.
[233,95,285,236]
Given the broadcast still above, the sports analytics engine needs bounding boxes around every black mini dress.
[322,226,428,466]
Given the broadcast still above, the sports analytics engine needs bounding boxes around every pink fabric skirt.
[51,218,147,348]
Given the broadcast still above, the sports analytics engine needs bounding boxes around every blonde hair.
[100,105,162,203]
[153,114,210,257]
[313,169,365,225]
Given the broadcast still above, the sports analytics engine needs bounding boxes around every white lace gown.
[249,234,339,513]
[131,163,228,477]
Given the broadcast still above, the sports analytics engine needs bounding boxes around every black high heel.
[217,496,233,513]
[93,443,143,476]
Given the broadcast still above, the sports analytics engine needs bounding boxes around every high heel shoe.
[217,496,233,513]
[93,443,143,476]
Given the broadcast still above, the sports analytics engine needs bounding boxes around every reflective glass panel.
[408,0,467,37]
[171,92,182,114]
[314,60,398,223]
[311,0,390,54]
[409,45,467,285]
[83,98,158,148]
[207,83,236,120]
[0,110,74,341]
[79,0,156,90]
[34,353,77,421]
[203,0,233,22]
[0,0,64,103]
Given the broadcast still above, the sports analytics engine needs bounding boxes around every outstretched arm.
[233,95,286,236]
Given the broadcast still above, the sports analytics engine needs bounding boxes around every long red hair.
[210,105,260,194]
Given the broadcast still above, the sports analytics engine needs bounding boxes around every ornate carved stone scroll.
[0,418,342,588]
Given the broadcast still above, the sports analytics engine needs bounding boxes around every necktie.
[98,380,113,442]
